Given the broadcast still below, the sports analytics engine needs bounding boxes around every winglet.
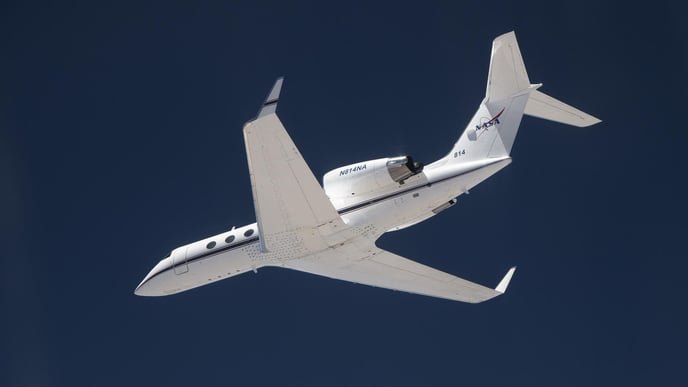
[495,266,516,293]
[258,77,284,118]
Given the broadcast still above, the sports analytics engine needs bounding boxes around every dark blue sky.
[3,1,687,386]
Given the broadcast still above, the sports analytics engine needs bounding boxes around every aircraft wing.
[243,78,347,253]
[285,244,516,303]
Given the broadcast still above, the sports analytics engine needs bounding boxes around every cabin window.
[206,241,216,249]
[244,229,254,237]
[225,235,235,244]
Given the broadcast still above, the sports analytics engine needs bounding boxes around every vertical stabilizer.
[438,32,600,166]
[443,32,532,164]
[486,32,531,104]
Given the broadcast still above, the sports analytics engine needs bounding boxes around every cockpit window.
[244,229,254,237]
[206,241,216,249]
[225,235,235,244]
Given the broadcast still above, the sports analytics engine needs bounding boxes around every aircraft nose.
[134,277,168,297]
[134,279,153,296]
[134,257,175,296]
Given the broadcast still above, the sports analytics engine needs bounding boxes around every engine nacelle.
[323,156,424,208]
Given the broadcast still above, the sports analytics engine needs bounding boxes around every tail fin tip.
[486,31,530,102]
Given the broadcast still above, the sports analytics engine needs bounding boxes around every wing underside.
[243,79,347,254]
[285,245,516,303]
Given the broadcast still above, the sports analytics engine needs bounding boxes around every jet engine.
[323,156,424,208]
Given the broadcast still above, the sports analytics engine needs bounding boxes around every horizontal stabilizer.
[525,89,601,127]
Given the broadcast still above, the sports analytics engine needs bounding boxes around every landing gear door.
[172,247,189,275]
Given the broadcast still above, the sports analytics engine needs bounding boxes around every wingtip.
[267,77,284,102]
[257,77,285,118]
[575,116,602,127]
[495,266,516,293]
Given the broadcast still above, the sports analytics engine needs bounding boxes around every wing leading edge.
[285,244,516,303]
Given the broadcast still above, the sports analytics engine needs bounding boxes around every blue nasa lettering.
[339,164,367,176]
[476,118,500,130]
[475,108,505,131]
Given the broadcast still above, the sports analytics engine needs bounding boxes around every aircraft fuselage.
[135,157,510,296]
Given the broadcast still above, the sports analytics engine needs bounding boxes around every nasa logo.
[475,108,505,132]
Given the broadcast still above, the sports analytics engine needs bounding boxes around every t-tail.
[443,31,601,164]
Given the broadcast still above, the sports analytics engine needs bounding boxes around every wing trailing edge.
[285,245,516,303]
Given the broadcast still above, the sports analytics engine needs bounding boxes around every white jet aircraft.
[135,32,600,303]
